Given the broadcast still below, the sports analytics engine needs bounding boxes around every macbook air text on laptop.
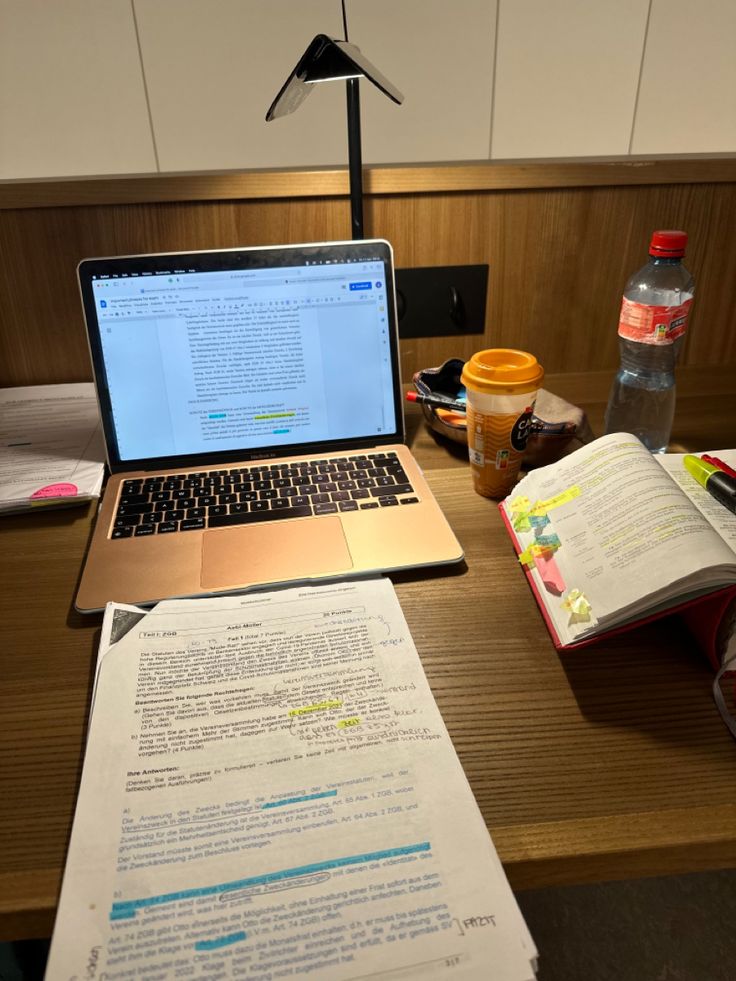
[75,239,463,612]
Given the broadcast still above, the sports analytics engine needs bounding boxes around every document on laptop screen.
[91,262,397,461]
[47,578,536,980]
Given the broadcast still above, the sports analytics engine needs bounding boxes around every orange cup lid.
[461,349,544,392]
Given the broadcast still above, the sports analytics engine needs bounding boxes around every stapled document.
[47,578,536,979]
[0,383,105,513]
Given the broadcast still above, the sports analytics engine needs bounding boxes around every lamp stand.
[346,78,364,240]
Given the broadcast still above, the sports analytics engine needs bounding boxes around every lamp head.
[266,34,403,121]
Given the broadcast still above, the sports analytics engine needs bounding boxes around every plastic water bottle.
[604,230,694,453]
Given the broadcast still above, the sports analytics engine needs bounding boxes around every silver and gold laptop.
[75,240,463,611]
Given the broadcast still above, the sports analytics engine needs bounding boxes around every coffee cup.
[460,349,544,498]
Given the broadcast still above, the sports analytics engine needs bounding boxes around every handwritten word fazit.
[462,914,496,929]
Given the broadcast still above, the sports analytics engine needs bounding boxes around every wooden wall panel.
[376,179,736,380]
[1,165,736,388]
[0,198,351,387]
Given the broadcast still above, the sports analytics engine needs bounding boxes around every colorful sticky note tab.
[533,552,566,595]
[529,513,551,529]
[518,546,536,566]
[519,543,557,567]
[562,589,593,624]
[534,532,561,548]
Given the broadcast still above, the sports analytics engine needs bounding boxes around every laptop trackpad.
[200,516,352,590]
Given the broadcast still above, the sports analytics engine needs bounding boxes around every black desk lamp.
[265,23,403,240]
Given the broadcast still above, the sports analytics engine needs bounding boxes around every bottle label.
[617,297,692,345]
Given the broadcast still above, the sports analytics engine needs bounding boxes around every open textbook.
[46,578,537,980]
[0,383,105,513]
[499,434,736,653]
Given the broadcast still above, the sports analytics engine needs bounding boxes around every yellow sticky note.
[530,485,581,517]
[519,544,553,566]
[518,546,535,566]
[562,589,592,624]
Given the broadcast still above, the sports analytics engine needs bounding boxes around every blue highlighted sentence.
[109,842,430,919]
[262,790,337,809]
[272,428,290,434]
[194,931,247,951]
[349,281,372,291]
[110,909,136,921]
[208,413,226,419]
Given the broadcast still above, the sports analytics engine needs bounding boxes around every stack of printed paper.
[0,383,105,514]
[47,578,537,979]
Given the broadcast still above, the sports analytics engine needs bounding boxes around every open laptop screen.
[79,241,403,472]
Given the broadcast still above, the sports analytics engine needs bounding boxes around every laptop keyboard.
[111,452,418,539]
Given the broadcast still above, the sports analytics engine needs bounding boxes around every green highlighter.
[683,455,736,515]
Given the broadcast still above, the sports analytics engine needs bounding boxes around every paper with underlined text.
[47,578,536,980]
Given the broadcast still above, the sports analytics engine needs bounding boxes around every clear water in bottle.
[605,333,684,453]
[604,231,694,453]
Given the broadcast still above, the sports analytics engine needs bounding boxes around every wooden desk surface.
[2,368,735,941]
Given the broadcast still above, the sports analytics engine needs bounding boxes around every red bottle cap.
[649,230,687,257]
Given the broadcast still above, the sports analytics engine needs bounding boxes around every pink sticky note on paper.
[533,552,565,595]
[30,482,78,500]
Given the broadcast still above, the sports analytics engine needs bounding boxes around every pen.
[701,454,736,480]
[684,455,736,515]
[405,391,467,413]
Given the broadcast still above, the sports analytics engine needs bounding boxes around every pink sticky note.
[533,552,565,595]
[30,482,78,499]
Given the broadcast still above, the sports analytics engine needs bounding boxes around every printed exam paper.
[47,578,536,980]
